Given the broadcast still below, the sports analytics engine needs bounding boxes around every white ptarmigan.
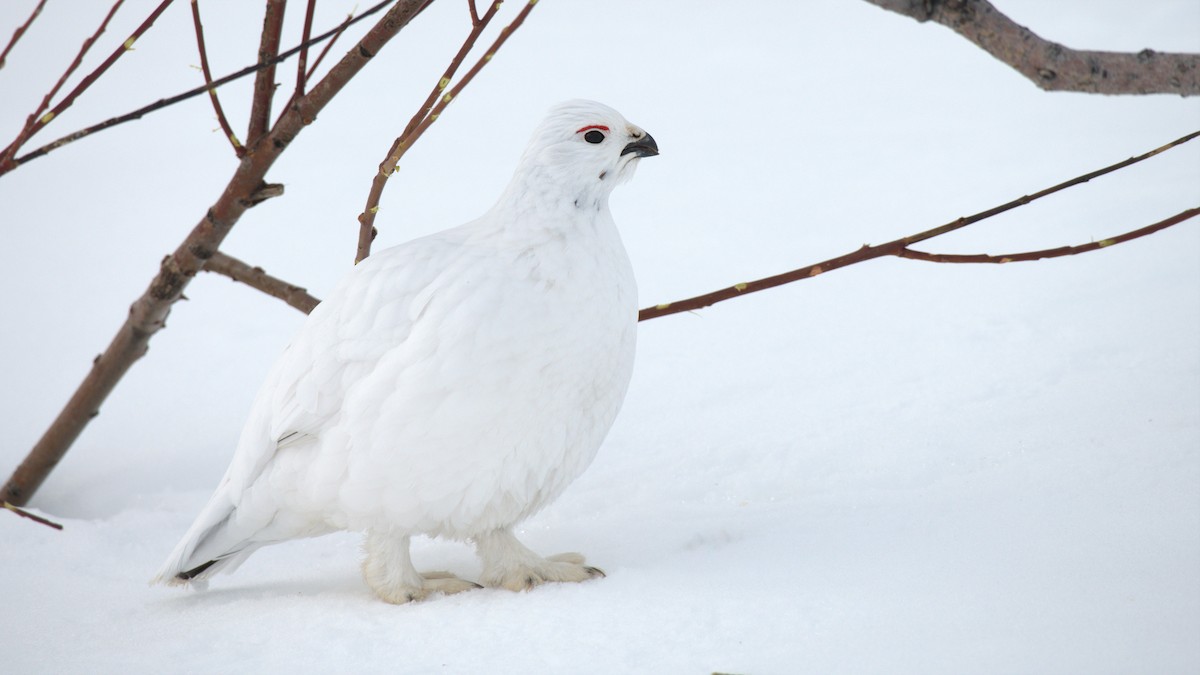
[154,100,657,603]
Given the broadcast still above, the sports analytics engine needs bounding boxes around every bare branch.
[301,9,350,82]
[3,501,63,531]
[3,0,434,507]
[190,0,244,157]
[0,0,48,70]
[3,0,397,174]
[639,129,1200,321]
[247,0,287,148]
[898,207,1200,263]
[355,0,537,263]
[204,251,320,314]
[0,0,128,168]
[862,0,1199,96]
[0,1,177,171]
[294,0,317,98]
[274,0,338,130]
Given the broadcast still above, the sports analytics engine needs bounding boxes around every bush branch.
[639,129,1200,321]
[355,0,537,263]
[190,0,244,157]
[898,208,1200,264]
[3,501,63,531]
[2,0,433,507]
[1,0,126,168]
[0,0,176,172]
[294,0,318,98]
[0,0,48,70]
[204,251,320,314]
[862,0,1199,96]
[2,0,397,174]
[247,0,287,148]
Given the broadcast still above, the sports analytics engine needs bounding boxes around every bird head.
[510,100,658,210]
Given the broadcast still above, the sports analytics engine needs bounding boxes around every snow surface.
[2,1,1198,672]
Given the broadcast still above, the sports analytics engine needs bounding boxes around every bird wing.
[224,226,475,497]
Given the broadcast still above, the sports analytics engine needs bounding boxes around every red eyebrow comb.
[575,124,610,133]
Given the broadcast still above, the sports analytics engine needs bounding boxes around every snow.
[2,0,1198,672]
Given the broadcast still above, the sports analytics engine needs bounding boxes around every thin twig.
[204,251,320,313]
[0,0,128,168]
[4,501,63,530]
[355,0,537,263]
[274,0,343,130]
[1,0,176,170]
[190,0,244,157]
[294,0,317,99]
[247,0,287,149]
[3,0,397,174]
[638,129,1200,320]
[302,11,350,81]
[1,0,175,170]
[0,0,48,70]
[898,207,1200,263]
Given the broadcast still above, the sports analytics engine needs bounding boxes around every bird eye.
[576,124,610,144]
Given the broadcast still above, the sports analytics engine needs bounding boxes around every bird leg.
[474,528,605,592]
[362,530,481,604]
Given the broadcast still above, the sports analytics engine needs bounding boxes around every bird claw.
[490,552,605,592]
[372,571,482,604]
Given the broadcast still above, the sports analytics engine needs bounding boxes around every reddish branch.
[0,0,175,172]
[274,2,350,130]
[0,0,48,70]
[863,0,1199,96]
[247,0,287,148]
[294,0,318,98]
[190,0,244,157]
[3,502,63,531]
[1,0,125,167]
[299,9,349,82]
[1,0,398,174]
[898,208,1200,264]
[637,128,1200,321]
[2,0,434,507]
[355,0,537,263]
[204,251,320,314]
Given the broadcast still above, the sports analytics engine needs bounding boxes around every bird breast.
[294,213,638,538]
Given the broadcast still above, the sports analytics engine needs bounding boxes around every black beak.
[621,132,659,158]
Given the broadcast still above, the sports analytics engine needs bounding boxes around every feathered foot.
[363,530,481,604]
[475,529,605,592]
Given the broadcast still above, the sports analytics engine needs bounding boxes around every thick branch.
[0,0,48,70]
[862,0,1199,96]
[3,0,434,507]
[247,0,287,148]
[639,129,1200,321]
[204,251,320,314]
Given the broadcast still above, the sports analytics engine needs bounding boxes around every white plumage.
[154,100,657,603]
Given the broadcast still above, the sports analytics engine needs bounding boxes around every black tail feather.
[178,559,219,581]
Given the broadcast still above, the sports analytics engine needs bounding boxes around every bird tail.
[151,486,265,588]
